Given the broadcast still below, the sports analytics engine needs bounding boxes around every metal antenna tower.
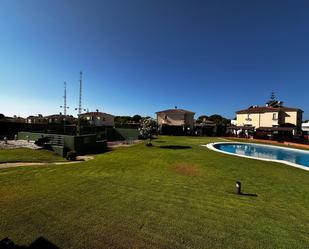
[60,81,69,133]
[75,71,86,135]
[78,71,82,115]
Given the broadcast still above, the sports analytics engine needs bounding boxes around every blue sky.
[0,0,308,119]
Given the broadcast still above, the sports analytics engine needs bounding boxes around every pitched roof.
[79,112,114,117]
[156,109,195,114]
[44,114,75,118]
[236,106,303,114]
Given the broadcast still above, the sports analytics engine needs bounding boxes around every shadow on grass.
[240,193,258,197]
[227,191,258,197]
[0,237,60,249]
[159,145,192,149]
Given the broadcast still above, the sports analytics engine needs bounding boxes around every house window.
[272,113,278,120]
[246,114,252,121]
[102,117,106,121]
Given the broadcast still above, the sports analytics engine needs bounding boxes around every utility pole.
[60,81,69,134]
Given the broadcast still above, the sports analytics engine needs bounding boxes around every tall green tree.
[208,114,230,125]
[196,115,208,124]
[132,115,142,123]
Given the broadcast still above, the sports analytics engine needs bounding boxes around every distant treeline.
[114,115,152,125]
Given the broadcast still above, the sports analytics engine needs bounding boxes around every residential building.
[302,121,309,140]
[79,111,115,126]
[195,120,217,136]
[230,119,237,126]
[26,114,46,124]
[156,107,195,135]
[156,108,195,127]
[231,100,303,138]
[0,115,26,123]
[44,114,76,124]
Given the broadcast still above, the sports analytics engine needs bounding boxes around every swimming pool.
[205,142,309,171]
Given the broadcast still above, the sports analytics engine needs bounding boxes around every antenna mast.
[75,71,86,135]
[60,81,69,133]
[64,81,68,116]
[78,71,82,115]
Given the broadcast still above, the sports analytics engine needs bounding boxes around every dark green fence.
[18,132,107,157]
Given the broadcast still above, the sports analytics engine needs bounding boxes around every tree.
[132,115,142,123]
[266,91,283,107]
[139,118,157,146]
[270,91,276,101]
[114,116,132,124]
[196,115,208,124]
[208,114,230,125]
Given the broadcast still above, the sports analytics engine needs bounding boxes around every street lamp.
[236,181,242,195]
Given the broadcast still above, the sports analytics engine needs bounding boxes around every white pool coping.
[203,142,309,171]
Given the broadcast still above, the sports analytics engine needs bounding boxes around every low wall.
[99,128,139,141]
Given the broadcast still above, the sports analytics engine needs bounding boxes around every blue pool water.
[214,143,309,168]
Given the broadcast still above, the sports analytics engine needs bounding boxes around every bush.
[66,150,77,161]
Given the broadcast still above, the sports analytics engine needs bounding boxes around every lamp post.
[236,181,241,195]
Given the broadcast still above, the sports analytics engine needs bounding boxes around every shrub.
[66,150,77,161]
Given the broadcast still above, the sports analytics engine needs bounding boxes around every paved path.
[0,156,94,169]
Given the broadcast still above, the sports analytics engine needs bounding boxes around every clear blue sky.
[0,0,308,119]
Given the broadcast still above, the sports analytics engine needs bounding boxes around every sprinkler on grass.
[236,181,242,195]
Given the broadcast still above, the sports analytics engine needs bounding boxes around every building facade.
[236,106,303,132]
[79,111,115,126]
[156,108,195,127]
[231,102,303,139]
[26,115,46,124]
[156,108,195,135]
[44,114,76,124]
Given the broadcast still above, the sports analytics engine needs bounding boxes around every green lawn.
[0,148,65,163]
[0,136,308,249]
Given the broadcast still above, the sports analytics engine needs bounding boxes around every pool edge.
[203,142,309,172]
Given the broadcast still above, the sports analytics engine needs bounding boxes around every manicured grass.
[0,136,308,249]
[0,148,65,163]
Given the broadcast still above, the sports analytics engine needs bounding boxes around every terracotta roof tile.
[156,109,195,114]
[236,106,303,114]
[79,112,114,117]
